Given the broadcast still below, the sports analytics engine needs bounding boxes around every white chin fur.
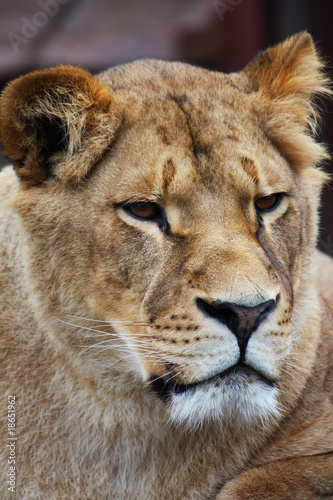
[168,378,281,431]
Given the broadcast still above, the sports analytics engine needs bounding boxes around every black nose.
[196,297,277,356]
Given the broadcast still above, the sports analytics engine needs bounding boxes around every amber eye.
[255,194,281,212]
[123,202,159,220]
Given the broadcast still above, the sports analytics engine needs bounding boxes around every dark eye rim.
[119,201,170,234]
[255,192,285,213]
[122,201,161,221]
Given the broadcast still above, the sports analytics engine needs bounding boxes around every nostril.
[196,296,278,355]
[197,300,240,333]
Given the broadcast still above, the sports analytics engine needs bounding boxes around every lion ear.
[243,32,331,170]
[0,66,120,186]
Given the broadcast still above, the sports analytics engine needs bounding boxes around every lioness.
[1,32,333,499]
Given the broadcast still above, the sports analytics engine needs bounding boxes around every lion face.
[0,33,329,430]
[83,96,301,427]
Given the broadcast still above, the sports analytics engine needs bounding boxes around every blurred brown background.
[0,0,332,253]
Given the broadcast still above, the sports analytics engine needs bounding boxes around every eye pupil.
[125,202,156,219]
[255,194,279,211]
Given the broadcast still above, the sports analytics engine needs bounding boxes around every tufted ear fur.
[243,32,331,172]
[0,66,121,186]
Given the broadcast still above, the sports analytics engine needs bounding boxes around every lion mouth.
[150,362,274,401]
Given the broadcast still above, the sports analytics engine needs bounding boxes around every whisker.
[80,343,152,352]
[144,370,175,387]
[82,331,152,340]
[56,318,151,339]
[85,346,162,360]
[163,371,181,384]
[106,351,163,368]
[64,314,148,326]
[83,338,154,349]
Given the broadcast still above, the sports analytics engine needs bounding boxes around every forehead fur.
[98,32,330,178]
[98,58,247,105]
[96,63,294,201]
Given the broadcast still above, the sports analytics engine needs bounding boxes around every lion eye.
[123,202,159,220]
[255,194,281,212]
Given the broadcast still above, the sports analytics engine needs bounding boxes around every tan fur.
[0,33,332,499]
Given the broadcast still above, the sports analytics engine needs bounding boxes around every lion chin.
[1,32,333,500]
[152,364,281,430]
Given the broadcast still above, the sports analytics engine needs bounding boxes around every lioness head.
[0,33,330,429]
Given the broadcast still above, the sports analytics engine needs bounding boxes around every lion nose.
[196,298,277,355]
